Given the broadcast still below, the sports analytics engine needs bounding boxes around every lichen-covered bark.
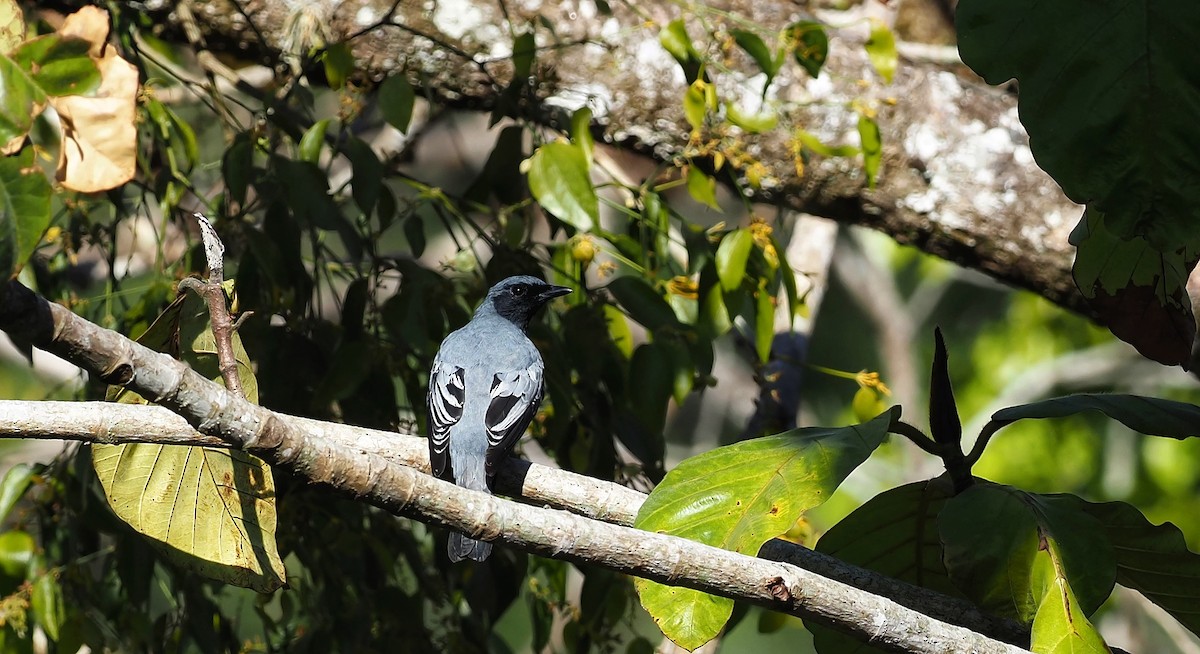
[128,0,1083,312]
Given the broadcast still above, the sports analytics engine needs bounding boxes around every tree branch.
[0,279,1027,653]
[134,0,1084,315]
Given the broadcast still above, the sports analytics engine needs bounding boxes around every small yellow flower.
[856,370,892,396]
[569,235,596,266]
[667,275,699,300]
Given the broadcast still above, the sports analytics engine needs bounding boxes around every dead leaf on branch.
[52,6,137,193]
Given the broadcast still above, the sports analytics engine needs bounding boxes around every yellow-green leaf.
[685,166,720,210]
[864,20,897,83]
[526,141,598,232]
[95,292,284,592]
[634,408,898,650]
[715,228,754,291]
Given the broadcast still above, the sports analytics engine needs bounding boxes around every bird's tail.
[448,532,492,562]
[448,459,493,562]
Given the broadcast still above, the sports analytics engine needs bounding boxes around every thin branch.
[890,420,942,456]
[0,279,1030,653]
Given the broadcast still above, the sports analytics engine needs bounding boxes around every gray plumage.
[427,275,571,562]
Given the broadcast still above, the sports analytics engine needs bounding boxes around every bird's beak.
[539,285,573,301]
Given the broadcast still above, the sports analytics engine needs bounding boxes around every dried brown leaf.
[50,6,137,192]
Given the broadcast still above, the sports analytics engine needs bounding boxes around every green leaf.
[810,477,960,654]
[984,393,1200,441]
[957,0,1200,253]
[222,132,253,206]
[857,114,882,188]
[31,572,63,641]
[526,141,598,232]
[604,304,634,358]
[725,102,778,134]
[938,483,1115,624]
[0,146,52,279]
[0,463,32,525]
[634,408,899,650]
[1076,499,1200,638]
[378,75,415,134]
[754,281,773,363]
[715,229,754,291]
[783,21,828,78]
[0,530,33,579]
[0,54,44,151]
[297,119,329,163]
[658,335,694,405]
[274,158,339,229]
[683,80,706,132]
[321,42,355,90]
[730,29,780,83]
[685,166,720,210]
[1069,208,1193,366]
[626,342,672,460]
[95,293,285,593]
[794,129,860,158]
[863,20,897,84]
[659,19,697,66]
[606,276,681,333]
[9,35,99,97]
[1031,574,1108,654]
[512,31,536,79]
[345,137,383,216]
[571,106,594,167]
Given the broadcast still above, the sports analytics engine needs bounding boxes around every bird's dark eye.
[511,284,528,297]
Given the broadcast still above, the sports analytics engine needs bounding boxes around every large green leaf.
[810,476,959,654]
[634,407,899,650]
[938,483,1115,624]
[526,141,597,232]
[95,292,284,592]
[1078,500,1200,639]
[0,147,52,279]
[984,393,1200,441]
[957,0,1200,366]
[378,74,415,134]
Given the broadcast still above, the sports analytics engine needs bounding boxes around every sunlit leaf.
[31,572,63,641]
[715,228,754,291]
[571,106,594,167]
[730,29,780,85]
[95,293,285,592]
[684,80,706,132]
[0,530,32,579]
[526,141,597,232]
[9,35,98,97]
[1031,573,1108,654]
[0,0,24,54]
[659,19,697,67]
[321,42,354,90]
[754,281,773,362]
[0,463,32,525]
[725,102,777,133]
[635,408,898,650]
[685,166,720,210]
[0,53,44,154]
[298,118,329,163]
[864,20,897,84]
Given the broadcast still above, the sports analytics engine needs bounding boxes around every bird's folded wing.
[484,362,544,478]
[427,361,465,478]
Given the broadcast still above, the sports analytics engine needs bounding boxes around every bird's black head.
[483,275,572,328]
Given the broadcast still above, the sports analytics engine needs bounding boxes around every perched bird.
[427,275,572,562]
